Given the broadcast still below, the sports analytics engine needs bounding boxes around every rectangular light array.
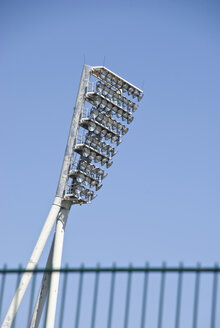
[64,66,143,204]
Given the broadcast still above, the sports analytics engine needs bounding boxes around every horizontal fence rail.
[0,264,219,328]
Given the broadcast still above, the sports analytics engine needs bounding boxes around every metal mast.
[1,65,143,328]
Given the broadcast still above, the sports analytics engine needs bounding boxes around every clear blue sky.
[1,0,220,270]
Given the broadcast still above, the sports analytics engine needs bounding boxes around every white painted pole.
[1,65,92,328]
[29,237,54,328]
[1,197,62,328]
[45,207,69,328]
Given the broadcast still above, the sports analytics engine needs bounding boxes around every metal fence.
[0,264,219,328]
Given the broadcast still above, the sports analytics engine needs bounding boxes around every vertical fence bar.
[124,264,133,328]
[26,267,37,327]
[192,263,200,328]
[0,264,7,321]
[91,264,100,328]
[210,264,218,328]
[157,262,166,328]
[74,264,84,328]
[174,262,183,328]
[59,264,69,328]
[107,263,116,328]
[12,264,22,328]
[140,263,149,328]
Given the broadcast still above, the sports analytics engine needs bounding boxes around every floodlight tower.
[1,65,143,328]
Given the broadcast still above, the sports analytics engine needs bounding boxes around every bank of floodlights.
[65,66,144,205]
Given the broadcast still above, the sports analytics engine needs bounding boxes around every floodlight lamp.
[106,161,113,168]
[95,167,104,176]
[86,133,94,142]
[84,176,91,186]
[87,163,95,172]
[85,138,91,146]
[117,99,122,107]
[91,140,98,149]
[123,98,129,106]
[82,147,90,157]
[101,143,109,152]
[102,87,109,96]
[94,96,102,106]
[117,80,123,89]
[91,193,97,200]
[94,155,102,163]
[106,102,113,111]
[79,161,87,171]
[111,122,117,131]
[133,89,139,98]
[103,115,111,126]
[138,93,144,101]
[117,123,123,131]
[90,108,99,119]
[122,127,129,135]
[112,94,117,103]
[117,109,123,118]
[100,129,107,137]
[90,180,97,187]
[88,151,96,161]
[94,125,101,135]
[132,105,138,112]
[88,121,96,132]
[96,113,104,123]
[96,82,102,93]
[105,132,112,140]
[111,135,119,143]
[99,99,107,109]
[112,106,118,115]
[127,116,134,124]
[76,173,85,183]
[95,168,107,179]
[122,112,128,120]
[80,188,87,196]
[108,145,114,153]
[100,69,107,80]
[73,184,83,196]
[127,101,134,111]
[112,76,118,86]
[96,183,103,191]
[122,84,128,93]
[87,190,95,197]
[111,150,118,157]
[122,102,127,109]
[105,74,112,83]
[101,157,108,165]
[106,102,113,110]
[128,87,134,95]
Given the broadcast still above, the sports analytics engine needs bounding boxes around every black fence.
[0,264,219,327]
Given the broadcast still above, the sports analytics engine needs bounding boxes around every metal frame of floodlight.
[1,65,143,328]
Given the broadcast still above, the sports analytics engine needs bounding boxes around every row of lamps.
[64,67,143,204]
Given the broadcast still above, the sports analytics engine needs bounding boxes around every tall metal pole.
[44,207,69,328]
[44,65,92,327]
[1,197,62,328]
[1,65,92,328]
[56,65,92,198]
[29,238,55,328]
